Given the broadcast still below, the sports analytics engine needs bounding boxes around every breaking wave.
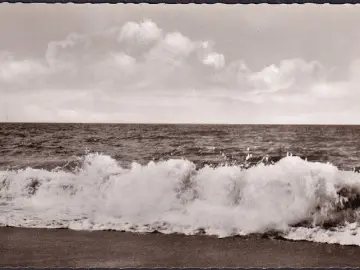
[2,153,360,246]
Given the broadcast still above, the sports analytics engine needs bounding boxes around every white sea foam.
[1,153,360,245]
[285,223,360,245]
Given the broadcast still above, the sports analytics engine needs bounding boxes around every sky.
[1,4,360,124]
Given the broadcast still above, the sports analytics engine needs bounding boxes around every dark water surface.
[1,123,360,171]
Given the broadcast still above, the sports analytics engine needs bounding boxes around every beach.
[2,227,360,268]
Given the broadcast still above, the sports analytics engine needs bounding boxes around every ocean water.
[1,123,360,245]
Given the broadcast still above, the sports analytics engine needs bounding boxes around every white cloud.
[46,33,84,68]
[309,82,348,99]
[97,52,136,73]
[162,32,195,55]
[113,52,136,67]
[1,19,360,124]
[118,20,163,44]
[145,32,196,66]
[0,54,49,85]
[203,52,225,69]
[248,58,324,93]
[0,60,39,82]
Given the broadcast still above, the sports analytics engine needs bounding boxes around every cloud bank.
[0,19,359,124]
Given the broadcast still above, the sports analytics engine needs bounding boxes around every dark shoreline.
[2,226,360,267]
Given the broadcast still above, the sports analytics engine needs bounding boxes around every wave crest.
[1,153,360,245]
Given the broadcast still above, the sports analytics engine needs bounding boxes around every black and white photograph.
[2,3,360,268]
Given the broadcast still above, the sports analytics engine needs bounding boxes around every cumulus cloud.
[203,52,225,69]
[145,32,196,66]
[247,59,324,93]
[0,59,43,82]
[1,18,359,123]
[91,52,137,83]
[118,20,163,44]
[32,19,228,92]
[0,53,50,89]
[46,33,85,69]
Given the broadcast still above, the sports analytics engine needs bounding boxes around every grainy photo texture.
[1,3,360,268]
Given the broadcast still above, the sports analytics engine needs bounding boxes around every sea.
[1,123,360,246]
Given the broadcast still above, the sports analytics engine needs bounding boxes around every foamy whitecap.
[1,153,360,245]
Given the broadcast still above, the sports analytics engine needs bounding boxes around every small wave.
[1,153,360,245]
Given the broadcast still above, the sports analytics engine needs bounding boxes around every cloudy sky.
[1,4,360,124]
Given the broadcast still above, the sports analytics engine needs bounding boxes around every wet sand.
[1,227,360,267]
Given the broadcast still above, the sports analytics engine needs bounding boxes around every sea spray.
[1,153,360,245]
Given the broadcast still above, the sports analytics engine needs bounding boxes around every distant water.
[1,123,360,170]
[2,123,360,246]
